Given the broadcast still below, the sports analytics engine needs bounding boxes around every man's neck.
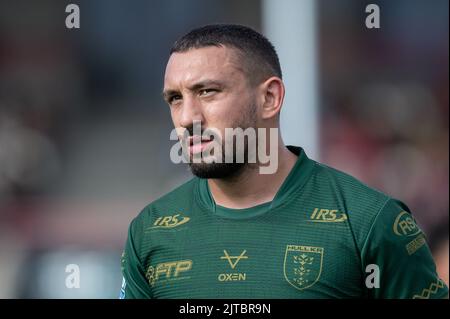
[207,145,298,209]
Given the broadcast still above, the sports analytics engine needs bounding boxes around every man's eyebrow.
[162,80,226,99]
[188,80,225,91]
[162,89,179,100]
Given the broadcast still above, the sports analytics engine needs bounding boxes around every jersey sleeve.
[120,217,153,299]
[361,198,448,299]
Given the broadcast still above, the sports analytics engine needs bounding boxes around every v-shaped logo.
[220,250,248,269]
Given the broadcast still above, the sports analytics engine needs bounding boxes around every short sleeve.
[361,199,448,299]
[120,218,153,299]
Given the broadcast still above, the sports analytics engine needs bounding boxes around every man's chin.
[189,162,245,179]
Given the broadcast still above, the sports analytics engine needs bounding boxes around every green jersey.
[120,146,448,299]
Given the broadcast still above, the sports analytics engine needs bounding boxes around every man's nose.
[179,95,203,129]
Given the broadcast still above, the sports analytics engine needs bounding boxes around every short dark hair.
[170,24,282,84]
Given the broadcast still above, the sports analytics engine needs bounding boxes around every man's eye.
[199,89,217,96]
[169,95,182,103]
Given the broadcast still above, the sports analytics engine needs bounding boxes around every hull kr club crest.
[284,245,324,290]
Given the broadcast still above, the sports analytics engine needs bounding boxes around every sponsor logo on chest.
[308,208,348,223]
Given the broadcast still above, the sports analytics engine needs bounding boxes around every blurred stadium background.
[0,0,448,298]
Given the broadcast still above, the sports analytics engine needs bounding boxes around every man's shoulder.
[152,177,198,206]
[311,161,392,227]
[124,178,199,252]
[313,161,389,201]
[131,177,198,226]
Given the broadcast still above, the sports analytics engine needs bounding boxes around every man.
[120,24,448,299]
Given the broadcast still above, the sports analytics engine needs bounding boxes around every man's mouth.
[188,136,213,155]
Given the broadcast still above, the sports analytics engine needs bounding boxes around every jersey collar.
[195,146,316,219]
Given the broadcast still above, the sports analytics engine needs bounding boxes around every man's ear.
[259,77,285,120]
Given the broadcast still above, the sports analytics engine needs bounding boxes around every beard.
[190,161,245,179]
[186,105,257,179]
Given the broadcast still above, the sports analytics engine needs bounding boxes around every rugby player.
[120,24,448,299]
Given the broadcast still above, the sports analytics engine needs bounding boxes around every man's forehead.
[168,45,240,66]
[164,46,244,86]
